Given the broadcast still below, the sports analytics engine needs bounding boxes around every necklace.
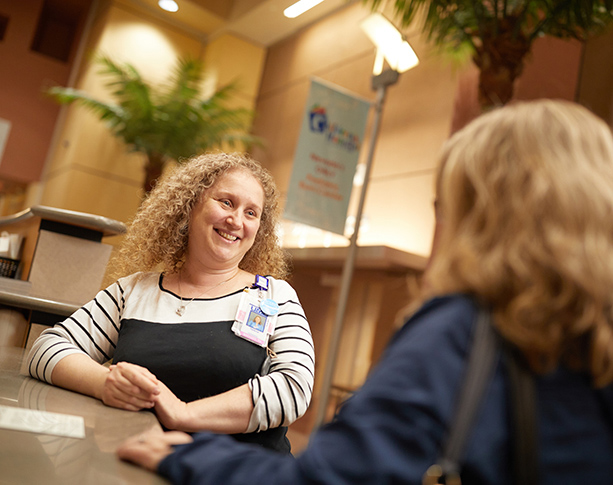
[175,269,240,316]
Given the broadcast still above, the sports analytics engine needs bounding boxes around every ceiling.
[118,0,356,47]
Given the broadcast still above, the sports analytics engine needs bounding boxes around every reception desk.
[0,346,168,484]
[0,205,127,350]
[285,245,427,433]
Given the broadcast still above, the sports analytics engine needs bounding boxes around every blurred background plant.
[364,0,613,109]
[46,55,261,194]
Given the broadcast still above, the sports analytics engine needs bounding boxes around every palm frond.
[44,54,263,191]
[46,86,125,126]
[365,0,613,47]
[95,56,154,128]
[363,0,613,108]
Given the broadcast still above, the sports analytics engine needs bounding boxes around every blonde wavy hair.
[423,99,613,387]
[111,152,288,280]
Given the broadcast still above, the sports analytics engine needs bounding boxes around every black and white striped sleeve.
[26,280,126,384]
[246,279,315,432]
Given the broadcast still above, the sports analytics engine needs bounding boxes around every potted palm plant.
[46,55,260,194]
[364,0,613,108]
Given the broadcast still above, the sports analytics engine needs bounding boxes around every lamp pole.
[313,68,401,429]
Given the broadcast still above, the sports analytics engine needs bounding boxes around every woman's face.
[187,169,265,271]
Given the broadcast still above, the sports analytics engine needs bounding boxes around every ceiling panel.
[120,0,356,46]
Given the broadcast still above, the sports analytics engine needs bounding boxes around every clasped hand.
[102,362,189,430]
[102,362,160,411]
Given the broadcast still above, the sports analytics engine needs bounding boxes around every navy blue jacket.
[159,295,613,484]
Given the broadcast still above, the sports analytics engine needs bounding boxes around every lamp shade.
[360,13,419,73]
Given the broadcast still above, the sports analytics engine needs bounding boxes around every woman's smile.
[215,229,239,242]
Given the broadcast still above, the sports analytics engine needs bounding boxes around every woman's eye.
[247,210,257,217]
[220,200,231,207]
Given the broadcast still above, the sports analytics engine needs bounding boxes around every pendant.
[176,305,185,316]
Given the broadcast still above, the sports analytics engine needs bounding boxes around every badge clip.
[253,274,269,291]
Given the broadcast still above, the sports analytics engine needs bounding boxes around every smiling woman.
[25,152,315,454]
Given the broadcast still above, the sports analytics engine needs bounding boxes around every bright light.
[395,40,420,72]
[158,0,178,12]
[284,0,325,19]
[360,13,419,74]
[353,163,366,187]
[323,232,332,248]
[298,233,307,248]
[373,50,385,76]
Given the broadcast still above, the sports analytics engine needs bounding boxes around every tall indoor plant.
[47,55,260,194]
[364,0,613,108]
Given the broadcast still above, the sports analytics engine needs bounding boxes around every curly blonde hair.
[111,152,288,280]
[423,100,613,387]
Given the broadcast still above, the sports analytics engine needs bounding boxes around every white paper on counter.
[0,404,85,439]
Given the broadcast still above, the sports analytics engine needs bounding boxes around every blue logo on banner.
[310,106,328,133]
[309,105,361,152]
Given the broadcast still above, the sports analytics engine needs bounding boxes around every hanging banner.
[283,79,370,235]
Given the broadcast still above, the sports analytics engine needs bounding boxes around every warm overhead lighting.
[360,13,419,74]
[158,0,178,12]
[284,0,325,19]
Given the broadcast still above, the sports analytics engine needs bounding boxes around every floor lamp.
[313,12,419,429]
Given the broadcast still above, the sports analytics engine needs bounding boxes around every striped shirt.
[27,272,314,444]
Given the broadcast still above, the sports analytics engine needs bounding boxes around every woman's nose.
[226,210,242,227]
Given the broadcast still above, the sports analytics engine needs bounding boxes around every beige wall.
[252,3,588,259]
[35,2,199,222]
[252,3,456,257]
[1,1,602,237]
[34,1,266,226]
[204,33,266,108]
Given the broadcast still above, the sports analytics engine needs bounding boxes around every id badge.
[232,289,277,347]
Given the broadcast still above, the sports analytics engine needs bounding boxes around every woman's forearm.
[52,355,160,411]
[51,353,110,400]
[160,384,254,434]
